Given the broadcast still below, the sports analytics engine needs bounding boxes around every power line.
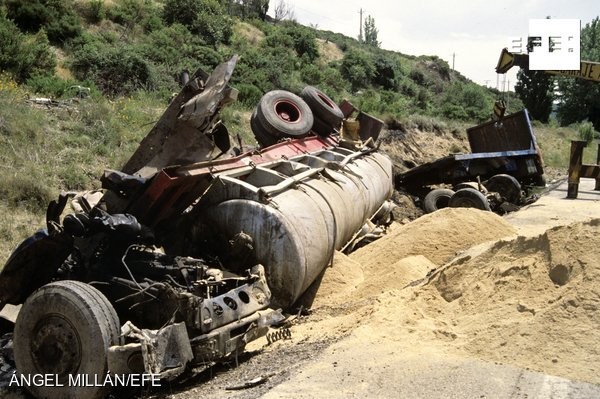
[293,5,354,28]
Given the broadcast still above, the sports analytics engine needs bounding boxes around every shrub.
[5,0,82,44]
[409,69,426,86]
[300,64,322,85]
[441,83,493,122]
[578,121,597,143]
[0,13,56,82]
[25,75,72,98]
[71,42,156,96]
[235,83,262,107]
[373,54,400,90]
[0,175,54,212]
[163,0,232,46]
[340,49,375,91]
[281,25,319,62]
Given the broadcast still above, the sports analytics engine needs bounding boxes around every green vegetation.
[578,121,598,144]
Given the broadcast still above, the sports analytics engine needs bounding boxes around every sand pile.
[312,208,515,306]
[349,218,600,384]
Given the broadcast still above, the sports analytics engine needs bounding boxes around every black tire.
[256,90,313,138]
[300,86,344,128]
[423,188,455,213]
[14,280,120,399]
[311,116,335,137]
[531,174,547,187]
[484,174,522,203]
[449,188,491,211]
[454,182,487,194]
[250,108,277,148]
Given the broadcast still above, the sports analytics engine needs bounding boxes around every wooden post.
[567,140,586,198]
[596,143,600,191]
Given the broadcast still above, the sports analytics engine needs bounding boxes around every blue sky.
[273,1,599,90]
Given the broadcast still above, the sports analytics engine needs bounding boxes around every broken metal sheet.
[121,56,240,179]
[0,304,20,324]
[119,321,193,380]
[178,55,239,128]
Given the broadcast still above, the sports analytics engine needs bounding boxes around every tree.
[556,17,600,130]
[515,69,553,123]
[273,0,294,22]
[363,15,379,47]
[226,0,269,21]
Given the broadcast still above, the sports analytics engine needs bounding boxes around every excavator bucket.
[496,48,529,74]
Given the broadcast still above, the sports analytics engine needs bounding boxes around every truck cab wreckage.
[0,56,394,398]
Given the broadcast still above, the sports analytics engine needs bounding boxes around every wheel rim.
[274,100,301,124]
[31,314,82,376]
[317,92,336,109]
[486,175,521,203]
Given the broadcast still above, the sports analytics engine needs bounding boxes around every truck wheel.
[300,86,344,129]
[484,174,521,203]
[423,188,455,213]
[454,182,487,194]
[13,280,120,399]
[250,108,277,148]
[449,188,491,211]
[256,90,314,138]
[532,174,547,187]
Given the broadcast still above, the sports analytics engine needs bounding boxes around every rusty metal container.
[194,146,393,308]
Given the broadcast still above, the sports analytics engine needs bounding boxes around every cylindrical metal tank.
[195,146,393,308]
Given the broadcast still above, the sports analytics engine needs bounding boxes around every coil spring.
[266,327,292,345]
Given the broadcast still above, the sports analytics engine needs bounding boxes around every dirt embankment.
[303,208,600,385]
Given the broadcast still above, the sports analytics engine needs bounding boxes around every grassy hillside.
[0,0,593,264]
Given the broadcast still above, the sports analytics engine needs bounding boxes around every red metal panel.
[129,135,338,224]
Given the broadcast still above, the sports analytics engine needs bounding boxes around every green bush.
[235,83,262,107]
[25,74,73,98]
[281,25,319,62]
[300,64,323,86]
[0,13,56,82]
[373,54,401,90]
[71,41,156,96]
[578,121,597,143]
[319,67,348,97]
[340,49,375,91]
[409,69,426,86]
[163,0,232,46]
[0,175,54,212]
[4,0,82,44]
[441,83,493,122]
[143,24,223,74]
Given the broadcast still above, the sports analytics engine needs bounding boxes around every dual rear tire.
[250,87,343,147]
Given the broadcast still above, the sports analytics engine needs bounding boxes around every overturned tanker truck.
[0,56,394,398]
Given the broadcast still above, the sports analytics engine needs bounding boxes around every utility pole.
[358,8,363,43]
[452,52,455,71]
